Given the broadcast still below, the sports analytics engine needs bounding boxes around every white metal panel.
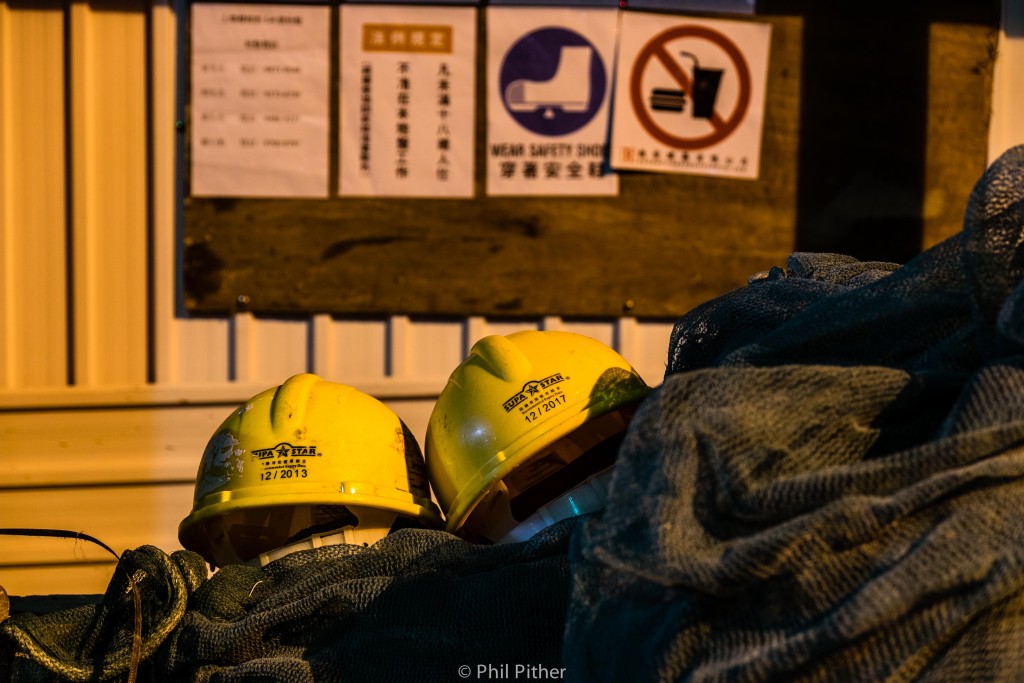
[149,0,234,387]
[557,320,615,348]
[309,313,333,376]
[463,316,488,353]
[169,318,233,383]
[68,1,149,386]
[990,0,1024,162]
[400,318,465,381]
[2,564,119,598]
[387,397,441,451]
[0,4,68,389]
[0,483,194,570]
[150,0,178,385]
[1,405,227,487]
[383,315,413,379]
[386,316,483,382]
[323,317,389,383]
[479,318,542,340]
[231,313,309,383]
[0,379,439,409]
[621,318,673,386]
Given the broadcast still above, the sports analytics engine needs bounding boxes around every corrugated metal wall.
[0,1,675,595]
[1,0,1021,597]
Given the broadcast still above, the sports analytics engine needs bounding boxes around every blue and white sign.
[499,28,606,136]
[486,8,618,197]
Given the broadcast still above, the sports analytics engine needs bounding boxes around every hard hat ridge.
[268,372,321,434]
[470,333,534,383]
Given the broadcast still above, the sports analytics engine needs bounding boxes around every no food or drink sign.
[610,12,771,180]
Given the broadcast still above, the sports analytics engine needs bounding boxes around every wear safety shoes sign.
[486,7,619,197]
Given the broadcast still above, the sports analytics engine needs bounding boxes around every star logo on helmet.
[253,442,321,460]
[502,372,567,412]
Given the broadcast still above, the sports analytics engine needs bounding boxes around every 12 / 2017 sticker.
[523,393,567,423]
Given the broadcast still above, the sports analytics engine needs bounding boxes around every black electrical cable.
[0,528,142,683]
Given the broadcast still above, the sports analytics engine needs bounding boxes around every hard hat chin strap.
[496,467,613,545]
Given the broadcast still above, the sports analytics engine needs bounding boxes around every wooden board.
[182,4,996,318]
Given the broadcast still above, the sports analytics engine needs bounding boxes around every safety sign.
[610,12,771,180]
[338,4,476,198]
[486,7,618,197]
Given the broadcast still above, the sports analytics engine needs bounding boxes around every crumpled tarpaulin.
[3,145,1024,682]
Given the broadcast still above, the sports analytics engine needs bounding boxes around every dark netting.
[0,545,206,682]
[3,146,1024,682]
[1,525,573,682]
[564,146,1024,681]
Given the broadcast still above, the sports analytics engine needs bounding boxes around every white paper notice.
[339,5,476,198]
[486,7,618,197]
[610,12,771,180]
[190,3,330,198]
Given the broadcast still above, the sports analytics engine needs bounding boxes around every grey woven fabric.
[3,146,1024,682]
[564,146,1024,681]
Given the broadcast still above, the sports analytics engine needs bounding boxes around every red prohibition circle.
[629,25,752,150]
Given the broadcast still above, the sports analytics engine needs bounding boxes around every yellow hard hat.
[425,330,651,542]
[179,373,441,566]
